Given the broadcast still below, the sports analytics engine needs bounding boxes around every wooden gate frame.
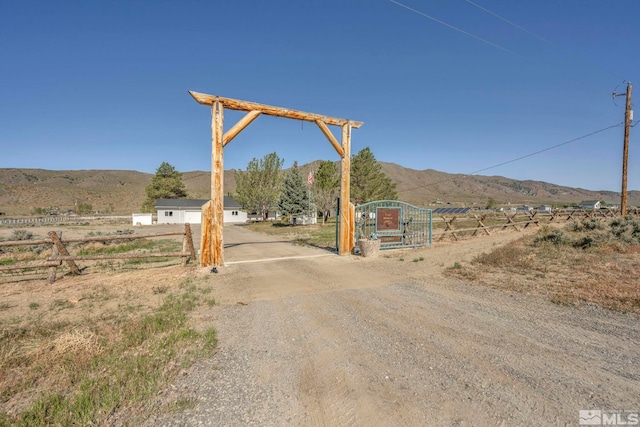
[189,91,363,267]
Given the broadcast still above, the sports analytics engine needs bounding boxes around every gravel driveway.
[147,228,640,426]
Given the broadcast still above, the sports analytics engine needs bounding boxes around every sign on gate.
[354,200,432,252]
[377,208,400,231]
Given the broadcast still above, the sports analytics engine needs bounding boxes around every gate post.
[339,122,352,255]
[201,99,224,267]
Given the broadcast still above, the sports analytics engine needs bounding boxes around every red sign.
[377,208,400,231]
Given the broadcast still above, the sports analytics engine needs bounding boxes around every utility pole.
[614,82,632,216]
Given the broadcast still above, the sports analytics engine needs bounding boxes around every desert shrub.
[572,236,598,249]
[607,216,640,246]
[569,218,603,232]
[533,229,568,246]
[583,218,604,231]
[11,229,33,241]
[473,245,530,268]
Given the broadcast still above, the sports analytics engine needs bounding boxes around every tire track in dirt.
[149,228,639,426]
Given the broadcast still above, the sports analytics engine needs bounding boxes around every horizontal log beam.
[0,260,61,272]
[0,231,186,247]
[50,252,192,261]
[433,221,535,235]
[189,91,363,129]
[0,239,51,247]
[61,231,185,243]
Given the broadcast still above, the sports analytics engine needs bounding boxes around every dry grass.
[0,272,217,426]
[243,220,338,250]
[447,217,640,314]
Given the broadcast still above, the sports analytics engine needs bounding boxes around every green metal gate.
[354,200,432,252]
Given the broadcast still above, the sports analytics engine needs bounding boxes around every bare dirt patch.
[2,221,639,426]
[448,219,640,314]
[150,226,638,426]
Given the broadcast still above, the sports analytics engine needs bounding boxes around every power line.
[397,122,623,193]
[387,0,534,63]
[462,0,624,81]
[463,0,560,47]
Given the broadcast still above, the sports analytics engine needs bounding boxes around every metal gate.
[354,200,432,251]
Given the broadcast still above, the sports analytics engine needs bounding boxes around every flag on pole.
[307,171,313,185]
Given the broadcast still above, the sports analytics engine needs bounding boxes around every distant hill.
[378,162,637,208]
[0,166,637,216]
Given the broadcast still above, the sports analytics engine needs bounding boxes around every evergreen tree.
[278,162,310,225]
[350,147,397,205]
[312,160,340,224]
[235,152,284,221]
[142,162,188,212]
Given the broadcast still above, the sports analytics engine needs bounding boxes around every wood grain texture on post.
[339,122,352,255]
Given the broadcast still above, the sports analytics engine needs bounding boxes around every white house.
[578,200,601,210]
[155,197,247,224]
[132,213,153,226]
[603,201,620,209]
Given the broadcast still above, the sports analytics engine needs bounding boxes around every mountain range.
[0,164,637,216]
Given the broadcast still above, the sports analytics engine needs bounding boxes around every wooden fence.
[0,215,130,226]
[433,208,640,241]
[0,224,196,284]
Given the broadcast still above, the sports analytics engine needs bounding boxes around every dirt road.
[147,227,640,426]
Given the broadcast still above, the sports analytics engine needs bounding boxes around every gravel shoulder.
[148,228,640,426]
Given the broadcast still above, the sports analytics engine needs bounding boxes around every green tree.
[350,147,397,205]
[77,202,93,214]
[486,197,497,209]
[235,152,284,221]
[278,162,310,225]
[142,162,188,213]
[312,160,340,224]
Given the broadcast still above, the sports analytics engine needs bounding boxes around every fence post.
[47,232,60,284]
[48,231,81,275]
[472,214,491,236]
[184,223,196,261]
[439,216,458,241]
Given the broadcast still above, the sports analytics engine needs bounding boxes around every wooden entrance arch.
[189,91,363,267]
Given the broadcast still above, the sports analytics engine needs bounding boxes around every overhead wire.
[463,0,561,47]
[462,0,624,81]
[387,0,534,63]
[386,0,630,193]
[397,122,624,193]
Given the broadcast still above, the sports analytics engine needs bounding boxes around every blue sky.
[1,1,638,192]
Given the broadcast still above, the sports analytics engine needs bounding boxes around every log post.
[472,214,490,236]
[182,228,188,267]
[184,223,196,262]
[48,232,60,284]
[201,99,225,267]
[349,202,355,253]
[48,231,81,275]
[439,216,458,241]
[502,212,520,231]
[339,122,352,255]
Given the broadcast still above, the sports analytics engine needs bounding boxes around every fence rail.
[0,215,130,226]
[433,208,639,241]
[0,224,196,284]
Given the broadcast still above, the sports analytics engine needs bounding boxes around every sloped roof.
[156,197,241,209]
[223,196,241,208]
[578,200,600,206]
